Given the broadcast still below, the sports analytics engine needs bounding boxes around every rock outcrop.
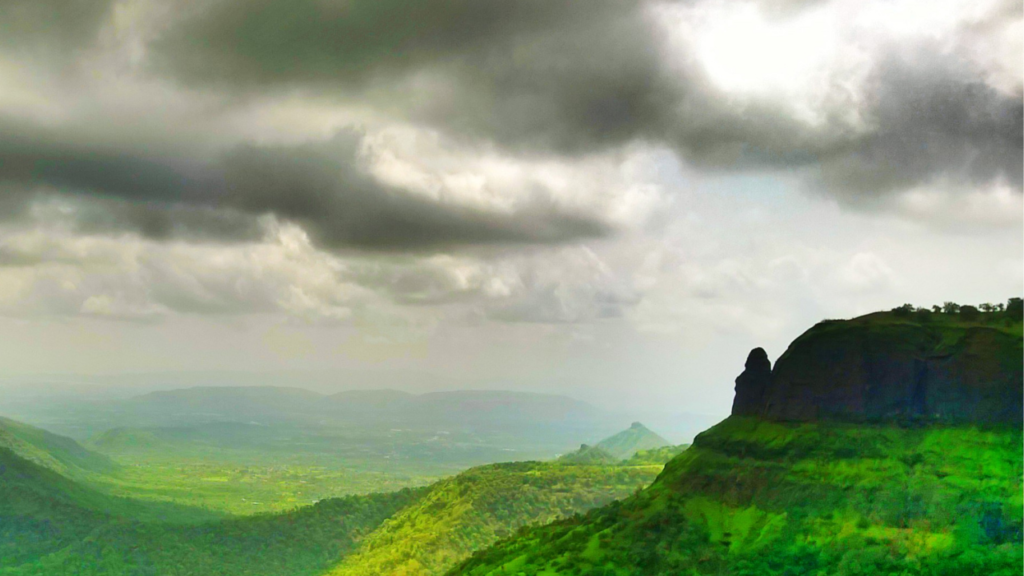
[732,348,772,417]
[732,313,1023,425]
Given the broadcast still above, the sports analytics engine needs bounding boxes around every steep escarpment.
[733,312,1023,424]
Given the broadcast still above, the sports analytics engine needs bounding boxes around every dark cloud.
[0,0,114,59]
[153,0,673,154]
[816,51,1023,199]
[0,120,610,250]
[151,0,1022,205]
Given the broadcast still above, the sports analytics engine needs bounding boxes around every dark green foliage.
[960,305,981,321]
[1007,298,1023,319]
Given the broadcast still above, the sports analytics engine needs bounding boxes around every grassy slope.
[621,444,689,466]
[0,416,116,478]
[450,418,1023,576]
[327,461,662,576]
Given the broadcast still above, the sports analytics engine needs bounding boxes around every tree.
[942,302,961,314]
[931,305,942,313]
[892,304,915,317]
[979,303,995,313]
[960,305,980,321]
[1007,298,1023,319]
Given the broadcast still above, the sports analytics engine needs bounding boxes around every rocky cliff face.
[733,313,1023,425]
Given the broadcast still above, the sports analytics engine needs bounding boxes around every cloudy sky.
[0,0,1020,416]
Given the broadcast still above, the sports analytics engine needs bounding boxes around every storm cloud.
[0,120,611,250]
[146,0,1023,204]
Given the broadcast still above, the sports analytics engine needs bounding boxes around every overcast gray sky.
[0,0,1020,416]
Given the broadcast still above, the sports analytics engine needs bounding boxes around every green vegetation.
[0,416,666,576]
[883,298,1024,338]
[558,444,620,466]
[0,417,115,479]
[449,418,1023,576]
[1,445,423,576]
[621,444,689,466]
[85,454,435,515]
[327,461,661,576]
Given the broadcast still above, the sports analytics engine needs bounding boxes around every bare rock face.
[732,348,772,417]
[731,314,1023,425]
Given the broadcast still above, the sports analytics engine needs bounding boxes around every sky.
[0,0,1020,417]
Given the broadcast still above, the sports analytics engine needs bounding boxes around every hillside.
[1,480,422,576]
[0,416,116,478]
[594,422,671,460]
[0,447,224,569]
[449,309,1024,576]
[326,461,660,576]
[0,416,663,576]
[557,444,620,465]
[620,443,689,466]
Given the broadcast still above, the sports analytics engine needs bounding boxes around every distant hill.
[594,422,670,460]
[449,309,1024,576]
[557,444,620,465]
[99,387,618,458]
[123,386,326,424]
[0,416,116,478]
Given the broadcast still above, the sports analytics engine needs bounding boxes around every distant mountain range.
[69,387,627,455]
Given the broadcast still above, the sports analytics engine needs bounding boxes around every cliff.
[733,311,1023,425]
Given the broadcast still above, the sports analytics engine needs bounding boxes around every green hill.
[594,422,671,460]
[0,416,116,478]
[557,444,620,465]
[325,461,660,576]
[449,308,1024,576]
[0,431,420,576]
[2,480,422,576]
[0,446,226,569]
